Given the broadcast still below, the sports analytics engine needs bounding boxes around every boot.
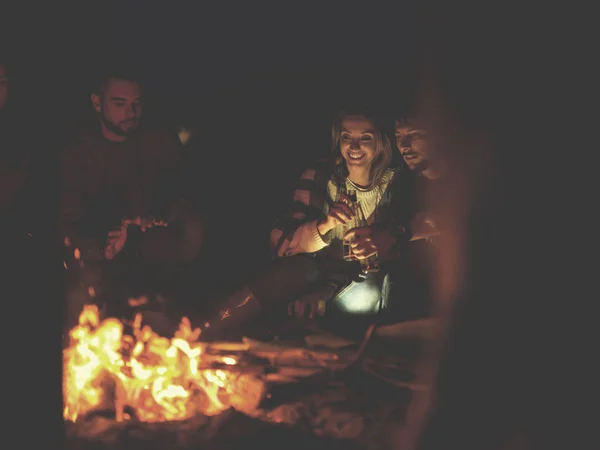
[202,255,319,339]
[200,285,262,340]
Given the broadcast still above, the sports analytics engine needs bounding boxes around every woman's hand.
[317,193,355,236]
[343,226,398,261]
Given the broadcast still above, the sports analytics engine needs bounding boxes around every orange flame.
[63,305,264,423]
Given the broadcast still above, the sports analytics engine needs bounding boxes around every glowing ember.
[63,305,265,423]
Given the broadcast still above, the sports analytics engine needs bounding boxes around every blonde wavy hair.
[330,109,393,191]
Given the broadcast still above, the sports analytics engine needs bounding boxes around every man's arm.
[58,148,106,261]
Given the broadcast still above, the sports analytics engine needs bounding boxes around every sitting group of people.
[2,56,442,339]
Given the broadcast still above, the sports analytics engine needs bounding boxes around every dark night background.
[2,3,586,448]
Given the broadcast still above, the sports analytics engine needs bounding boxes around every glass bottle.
[342,189,380,273]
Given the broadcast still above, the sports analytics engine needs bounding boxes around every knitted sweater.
[270,159,411,259]
[270,159,416,315]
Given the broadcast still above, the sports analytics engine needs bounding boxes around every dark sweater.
[59,122,190,264]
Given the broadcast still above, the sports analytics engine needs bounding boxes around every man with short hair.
[60,67,203,329]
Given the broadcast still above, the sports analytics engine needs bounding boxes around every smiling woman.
[199,108,405,337]
[331,111,392,193]
[259,109,403,323]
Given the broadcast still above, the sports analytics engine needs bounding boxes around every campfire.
[63,305,423,450]
[63,239,421,450]
[63,305,265,423]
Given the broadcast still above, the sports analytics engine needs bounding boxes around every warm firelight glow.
[63,305,264,423]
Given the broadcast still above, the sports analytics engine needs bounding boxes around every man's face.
[0,65,8,110]
[395,119,431,172]
[92,78,142,137]
[339,115,377,169]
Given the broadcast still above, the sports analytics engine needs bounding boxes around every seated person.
[274,110,400,322]
[205,109,411,339]
[59,67,203,330]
